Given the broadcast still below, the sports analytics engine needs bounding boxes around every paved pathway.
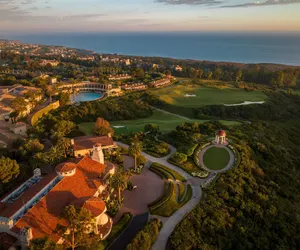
[116,141,205,250]
[116,141,235,250]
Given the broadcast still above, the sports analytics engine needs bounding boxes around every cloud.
[222,0,300,8]
[155,0,223,6]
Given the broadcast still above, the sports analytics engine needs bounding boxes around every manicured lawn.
[78,109,241,135]
[203,147,230,170]
[151,162,186,182]
[148,84,267,108]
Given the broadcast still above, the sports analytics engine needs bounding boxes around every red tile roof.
[0,173,58,218]
[71,197,106,217]
[11,157,107,242]
[73,135,114,151]
[55,162,77,173]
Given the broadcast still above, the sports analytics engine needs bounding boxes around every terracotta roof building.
[0,144,115,248]
[72,135,117,158]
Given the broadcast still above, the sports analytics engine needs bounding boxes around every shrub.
[148,182,174,211]
[177,143,198,156]
[169,152,187,165]
[151,162,186,182]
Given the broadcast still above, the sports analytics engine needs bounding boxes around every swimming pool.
[71,92,103,102]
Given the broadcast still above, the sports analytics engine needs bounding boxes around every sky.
[0,0,300,33]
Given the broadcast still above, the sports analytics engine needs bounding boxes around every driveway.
[113,156,165,223]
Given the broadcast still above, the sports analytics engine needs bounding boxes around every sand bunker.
[184,94,196,97]
[224,101,265,106]
[113,126,125,128]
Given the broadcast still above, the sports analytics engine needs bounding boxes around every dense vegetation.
[168,121,300,250]
[197,91,300,121]
[126,218,162,250]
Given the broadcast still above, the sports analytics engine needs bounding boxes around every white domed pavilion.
[215,129,226,145]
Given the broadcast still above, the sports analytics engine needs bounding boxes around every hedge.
[148,182,174,211]
[151,162,186,182]
[31,101,60,125]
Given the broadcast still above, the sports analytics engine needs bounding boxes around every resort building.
[0,144,115,249]
[39,59,59,67]
[48,77,57,85]
[149,78,171,88]
[174,65,183,72]
[71,134,117,158]
[108,74,131,81]
[215,129,227,144]
[121,83,148,91]
[0,85,42,120]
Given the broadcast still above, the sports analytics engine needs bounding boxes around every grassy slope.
[148,84,267,108]
[78,109,241,135]
[203,147,230,170]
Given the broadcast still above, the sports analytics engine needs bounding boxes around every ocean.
[6,32,300,66]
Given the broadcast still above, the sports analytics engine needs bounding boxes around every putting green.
[148,84,267,108]
[78,109,241,136]
[203,147,230,170]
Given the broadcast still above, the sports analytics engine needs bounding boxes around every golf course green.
[78,109,241,135]
[148,84,267,108]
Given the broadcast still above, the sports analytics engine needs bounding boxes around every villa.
[108,74,132,81]
[149,78,171,88]
[121,83,148,91]
[71,134,117,158]
[0,143,115,249]
[0,85,42,120]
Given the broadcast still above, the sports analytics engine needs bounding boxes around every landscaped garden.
[203,146,230,170]
[148,163,192,217]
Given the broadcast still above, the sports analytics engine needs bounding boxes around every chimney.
[107,133,111,138]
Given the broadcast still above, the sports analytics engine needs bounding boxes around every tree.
[235,70,243,82]
[128,141,142,171]
[0,156,20,184]
[58,92,71,106]
[144,124,159,135]
[19,139,44,158]
[110,170,129,204]
[9,111,18,124]
[51,120,76,140]
[93,117,114,136]
[198,68,204,79]
[55,205,96,250]
[214,68,223,80]
[11,97,27,115]
[206,71,213,80]
[29,237,57,250]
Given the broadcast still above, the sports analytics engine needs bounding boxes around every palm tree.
[128,141,142,171]
[110,170,128,204]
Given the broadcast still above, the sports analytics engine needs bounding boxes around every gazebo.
[215,129,226,144]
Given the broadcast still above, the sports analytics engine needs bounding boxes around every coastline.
[4,32,300,67]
